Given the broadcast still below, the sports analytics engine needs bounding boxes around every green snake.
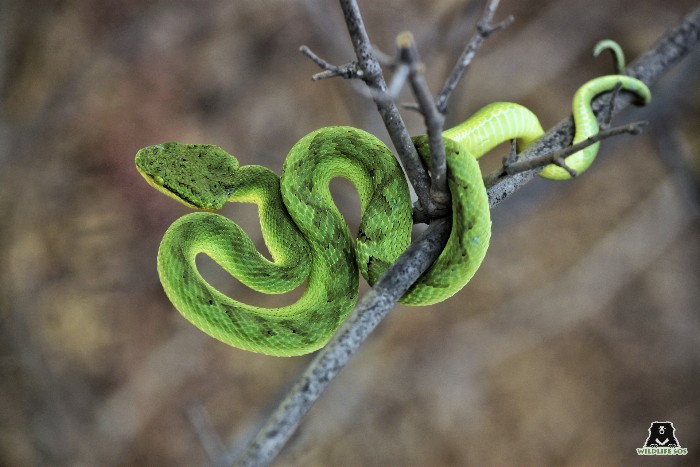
[135,43,650,356]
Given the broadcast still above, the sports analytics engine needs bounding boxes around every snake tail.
[593,39,627,73]
[539,75,651,180]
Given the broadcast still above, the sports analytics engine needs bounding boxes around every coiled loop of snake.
[136,49,650,356]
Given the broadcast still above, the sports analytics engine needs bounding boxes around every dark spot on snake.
[208,299,214,305]
[309,309,324,323]
[344,248,354,266]
[419,276,451,289]
[358,228,369,242]
[222,305,236,320]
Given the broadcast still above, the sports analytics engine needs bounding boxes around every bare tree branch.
[491,83,633,181]
[500,121,648,178]
[398,32,450,214]
[299,45,362,81]
[186,403,231,467]
[227,4,700,467]
[436,0,514,114]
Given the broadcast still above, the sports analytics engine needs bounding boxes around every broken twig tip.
[397,31,414,49]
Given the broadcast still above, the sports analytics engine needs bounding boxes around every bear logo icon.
[644,421,680,448]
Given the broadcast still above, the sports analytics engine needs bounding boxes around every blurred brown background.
[1,0,699,465]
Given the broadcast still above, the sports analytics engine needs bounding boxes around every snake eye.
[154,175,165,186]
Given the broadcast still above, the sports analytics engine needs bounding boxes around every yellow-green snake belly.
[135,74,650,356]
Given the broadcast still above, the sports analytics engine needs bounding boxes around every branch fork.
[301,10,513,220]
[221,1,700,465]
[495,82,647,180]
[299,45,362,81]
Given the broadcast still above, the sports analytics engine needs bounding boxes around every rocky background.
[1,0,698,465]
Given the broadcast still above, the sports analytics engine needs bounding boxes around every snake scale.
[135,42,650,356]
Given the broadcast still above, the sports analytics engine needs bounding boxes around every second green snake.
[136,48,650,356]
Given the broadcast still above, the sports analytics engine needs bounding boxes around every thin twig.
[436,0,514,114]
[299,45,362,81]
[228,4,700,466]
[491,83,629,179]
[602,82,623,128]
[503,121,648,176]
[386,63,410,99]
[398,32,450,214]
[503,138,518,166]
[186,403,231,467]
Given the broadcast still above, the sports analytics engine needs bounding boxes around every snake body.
[136,67,650,356]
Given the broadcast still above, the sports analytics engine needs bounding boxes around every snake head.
[135,142,239,211]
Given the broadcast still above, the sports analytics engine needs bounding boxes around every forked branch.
[398,32,450,214]
[227,3,700,467]
[436,0,514,113]
[502,121,648,178]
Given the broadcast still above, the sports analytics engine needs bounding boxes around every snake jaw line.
[135,142,239,211]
